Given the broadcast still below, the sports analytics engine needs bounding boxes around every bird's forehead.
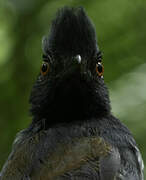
[55,54,94,70]
[51,53,88,64]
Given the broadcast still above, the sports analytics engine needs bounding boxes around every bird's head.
[30,7,111,126]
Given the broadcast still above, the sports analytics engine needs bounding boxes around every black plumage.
[0,7,144,180]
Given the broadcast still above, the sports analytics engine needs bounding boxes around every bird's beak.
[72,54,89,78]
[74,55,82,64]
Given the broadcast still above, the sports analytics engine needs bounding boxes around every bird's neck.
[32,84,111,128]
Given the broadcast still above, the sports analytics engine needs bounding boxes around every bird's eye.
[96,62,104,77]
[40,62,50,76]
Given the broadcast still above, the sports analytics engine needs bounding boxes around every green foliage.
[0,0,146,177]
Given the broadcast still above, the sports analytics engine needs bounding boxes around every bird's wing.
[116,143,144,180]
[133,145,144,180]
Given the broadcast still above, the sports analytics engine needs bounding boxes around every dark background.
[0,0,146,177]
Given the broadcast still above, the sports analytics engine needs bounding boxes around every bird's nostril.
[75,55,81,64]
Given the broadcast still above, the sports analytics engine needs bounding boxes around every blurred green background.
[0,0,146,177]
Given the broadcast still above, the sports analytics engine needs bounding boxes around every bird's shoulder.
[100,115,144,180]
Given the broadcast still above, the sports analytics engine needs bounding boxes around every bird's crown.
[42,7,98,58]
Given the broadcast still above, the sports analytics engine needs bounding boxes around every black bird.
[0,7,144,180]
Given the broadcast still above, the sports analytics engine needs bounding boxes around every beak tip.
[75,55,81,64]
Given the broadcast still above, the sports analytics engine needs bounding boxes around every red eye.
[96,62,104,77]
[40,62,50,76]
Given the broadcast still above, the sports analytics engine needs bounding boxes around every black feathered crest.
[42,7,99,57]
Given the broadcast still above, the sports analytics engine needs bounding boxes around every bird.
[0,6,144,180]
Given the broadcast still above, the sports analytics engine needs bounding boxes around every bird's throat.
[31,76,111,127]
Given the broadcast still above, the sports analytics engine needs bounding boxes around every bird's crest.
[42,7,98,57]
